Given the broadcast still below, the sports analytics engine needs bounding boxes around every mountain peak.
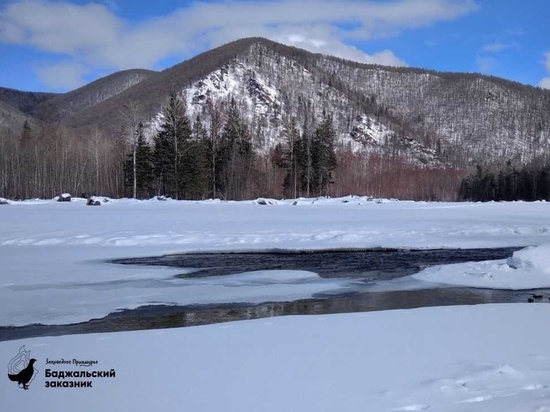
[2,37,549,170]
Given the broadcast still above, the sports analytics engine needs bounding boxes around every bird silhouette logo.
[7,346,38,390]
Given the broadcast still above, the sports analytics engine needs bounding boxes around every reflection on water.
[2,285,546,342]
[3,247,546,342]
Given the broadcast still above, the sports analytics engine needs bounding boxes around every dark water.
[111,248,521,280]
[3,247,549,342]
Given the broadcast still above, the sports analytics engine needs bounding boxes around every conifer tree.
[218,99,253,199]
[153,92,191,198]
[135,124,153,198]
[280,117,301,198]
[205,100,223,198]
[153,124,175,196]
[311,111,337,195]
[295,127,313,197]
[180,116,209,199]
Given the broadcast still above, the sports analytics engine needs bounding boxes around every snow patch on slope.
[142,42,444,166]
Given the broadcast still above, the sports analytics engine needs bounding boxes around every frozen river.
[3,246,542,341]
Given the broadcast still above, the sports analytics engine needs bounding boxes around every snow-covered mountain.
[3,37,550,168]
[155,41,443,167]
[316,57,550,165]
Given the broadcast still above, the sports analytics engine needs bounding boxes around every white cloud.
[272,29,407,66]
[539,53,550,89]
[366,50,408,66]
[476,40,519,74]
[98,0,119,12]
[35,61,89,90]
[480,41,519,54]
[481,42,504,53]
[476,56,494,72]
[0,1,122,54]
[0,0,478,89]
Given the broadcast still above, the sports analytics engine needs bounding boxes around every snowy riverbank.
[3,196,550,411]
[2,304,550,411]
[1,196,550,326]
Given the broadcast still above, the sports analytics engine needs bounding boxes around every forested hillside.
[1,38,549,201]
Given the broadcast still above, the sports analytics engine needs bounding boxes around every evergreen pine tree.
[218,99,253,199]
[311,111,337,196]
[295,128,312,197]
[153,126,175,197]
[280,118,301,198]
[135,124,153,198]
[180,116,209,199]
[153,92,191,198]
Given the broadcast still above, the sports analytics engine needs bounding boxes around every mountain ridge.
[36,68,157,120]
[2,37,550,168]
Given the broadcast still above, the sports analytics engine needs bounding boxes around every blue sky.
[0,0,549,92]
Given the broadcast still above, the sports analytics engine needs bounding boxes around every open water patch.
[111,247,521,280]
[4,247,544,342]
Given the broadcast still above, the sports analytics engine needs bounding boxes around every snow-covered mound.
[253,198,278,205]
[414,243,550,290]
[507,244,550,274]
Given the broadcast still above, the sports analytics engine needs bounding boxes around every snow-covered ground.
[414,243,550,290]
[2,196,550,410]
[2,196,550,326]
[2,304,550,411]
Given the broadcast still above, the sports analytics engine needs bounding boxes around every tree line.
[123,92,338,200]
[0,121,123,199]
[0,92,464,201]
[459,161,550,201]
